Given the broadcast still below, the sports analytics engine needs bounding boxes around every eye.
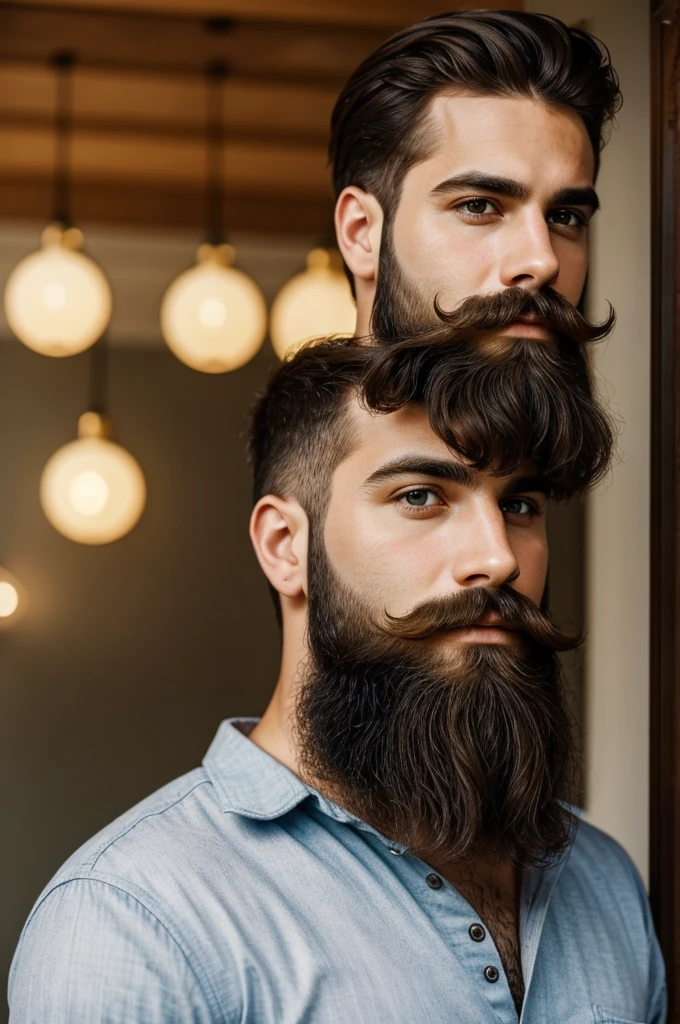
[455,198,498,218]
[398,488,441,508]
[500,497,536,517]
[548,208,587,229]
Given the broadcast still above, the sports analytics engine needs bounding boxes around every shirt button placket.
[423,876,503,1000]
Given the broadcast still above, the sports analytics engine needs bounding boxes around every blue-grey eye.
[402,489,436,507]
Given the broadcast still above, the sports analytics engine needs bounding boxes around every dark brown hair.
[330,10,621,218]
[248,330,613,512]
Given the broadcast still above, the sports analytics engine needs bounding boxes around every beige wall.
[526,0,651,880]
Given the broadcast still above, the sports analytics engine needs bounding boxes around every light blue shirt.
[9,718,666,1023]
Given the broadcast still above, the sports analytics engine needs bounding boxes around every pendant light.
[160,62,266,373]
[40,338,146,545]
[3,52,112,357]
[269,247,356,359]
[0,566,26,629]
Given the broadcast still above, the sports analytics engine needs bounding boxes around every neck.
[248,614,306,774]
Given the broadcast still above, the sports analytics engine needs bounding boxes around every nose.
[499,208,560,293]
[451,509,520,590]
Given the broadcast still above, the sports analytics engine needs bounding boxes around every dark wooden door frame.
[650,0,680,1016]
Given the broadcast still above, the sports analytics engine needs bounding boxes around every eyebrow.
[362,457,551,495]
[549,186,600,212]
[363,457,477,490]
[429,171,600,212]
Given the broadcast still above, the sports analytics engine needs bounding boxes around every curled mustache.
[379,585,582,651]
[429,285,615,343]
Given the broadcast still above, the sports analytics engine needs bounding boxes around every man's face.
[322,400,549,636]
[371,94,597,332]
[293,398,579,865]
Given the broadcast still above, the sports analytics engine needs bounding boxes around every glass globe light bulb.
[160,243,267,373]
[4,223,113,357]
[40,412,146,545]
[0,567,26,629]
[269,248,356,360]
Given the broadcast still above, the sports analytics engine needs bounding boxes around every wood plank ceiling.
[0,0,522,235]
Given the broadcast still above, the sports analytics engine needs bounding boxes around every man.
[329,10,620,338]
[9,312,663,1020]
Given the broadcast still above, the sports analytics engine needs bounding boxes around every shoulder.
[564,816,655,935]
[9,767,240,1022]
[569,817,645,883]
[38,766,218,894]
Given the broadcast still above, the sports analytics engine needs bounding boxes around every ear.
[334,186,383,285]
[249,495,309,602]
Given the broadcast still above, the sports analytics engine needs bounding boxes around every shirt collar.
[203,718,405,848]
[203,718,313,819]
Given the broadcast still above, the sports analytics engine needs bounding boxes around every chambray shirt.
[9,718,666,1024]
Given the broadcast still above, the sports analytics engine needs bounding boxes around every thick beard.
[371,216,432,339]
[293,529,579,867]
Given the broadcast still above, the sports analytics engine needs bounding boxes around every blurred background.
[0,0,650,1016]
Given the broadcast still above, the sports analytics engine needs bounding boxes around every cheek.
[553,238,589,304]
[323,504,443,612]
[514,533,549,606]
[393,210,493,299]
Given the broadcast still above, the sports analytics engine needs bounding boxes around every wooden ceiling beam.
[0,177,334,235]
[0,7,390,84]
[0,124,331,195]
[5,0,521,32]
[0,63,335,141]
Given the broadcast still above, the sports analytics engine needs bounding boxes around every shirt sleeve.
[9,877,216,1024]
[646,923,668,1024]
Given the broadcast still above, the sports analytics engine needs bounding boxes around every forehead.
[411,92,595,192]
[335,400,474,487]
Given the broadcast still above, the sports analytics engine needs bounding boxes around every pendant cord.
[52,51,76,226]
[205,61,227,246]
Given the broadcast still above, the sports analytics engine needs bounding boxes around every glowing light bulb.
[68,470,110,517]
[198,297,227,328]
[40,412,146,545]
[41,281,68,310]
[270,248,356,359]
[160,243,267,373]
[4,224,112,357]
[0,581,19,618]
[0,567,26,628]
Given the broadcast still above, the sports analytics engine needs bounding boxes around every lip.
[445,624,517,645]
[472,611,514,629]
[502,316,555,341]
[438,613,519,645]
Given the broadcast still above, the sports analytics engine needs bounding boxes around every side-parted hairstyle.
[329,10,622,217]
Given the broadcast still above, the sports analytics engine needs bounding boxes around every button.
[425,872,443,889]
[469,923,486,942]
[484,965,500,983]
[388,848,402,856]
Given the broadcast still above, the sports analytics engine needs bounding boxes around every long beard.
[293,530,580,867]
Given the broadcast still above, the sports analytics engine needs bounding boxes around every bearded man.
[329,10,619,341]
[9,296,665,1020]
